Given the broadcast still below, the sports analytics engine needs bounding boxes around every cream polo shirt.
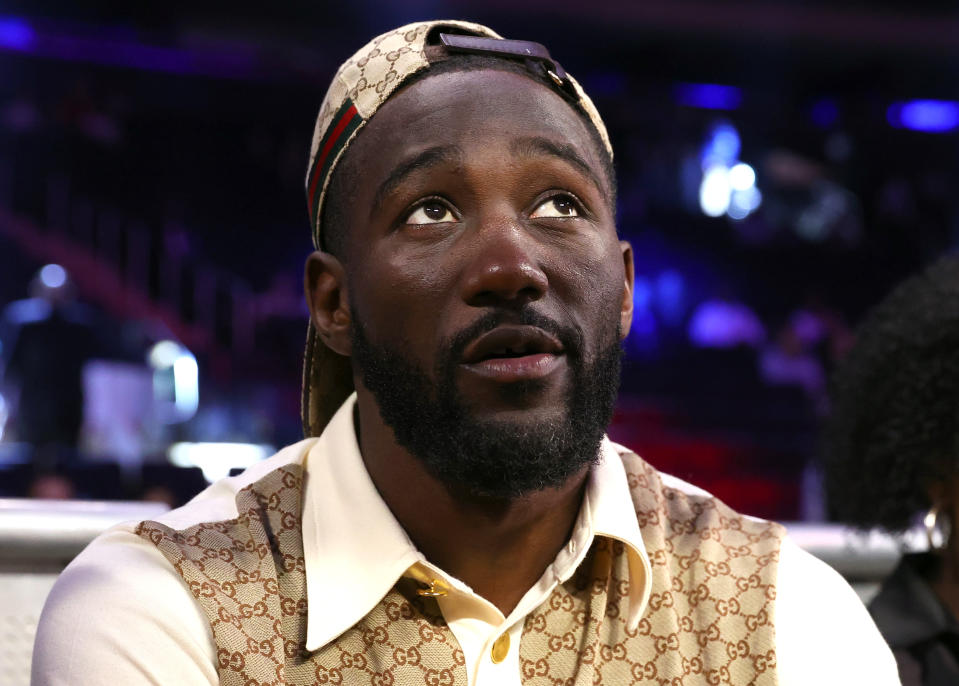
[33,395,900,686]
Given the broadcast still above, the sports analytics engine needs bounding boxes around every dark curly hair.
[824,254,959,532]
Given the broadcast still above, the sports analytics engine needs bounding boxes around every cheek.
[554,246,625,351]
[351,251,454,342]
[553,242,624,312]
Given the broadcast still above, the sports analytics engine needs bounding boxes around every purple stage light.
[0,16,261,80]
[674,83,742,111]
[887,99,959,133]
[0,17,34,50]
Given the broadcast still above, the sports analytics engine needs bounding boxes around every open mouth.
[459,325,565,382]
[484,345,545,359]
[461,325,564,363]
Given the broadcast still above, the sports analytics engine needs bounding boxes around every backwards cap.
[302,19,613,436]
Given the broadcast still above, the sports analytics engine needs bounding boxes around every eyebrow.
[509,136,604,195]
[371,145,464,217]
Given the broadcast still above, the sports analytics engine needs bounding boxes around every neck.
[354,392,589,617]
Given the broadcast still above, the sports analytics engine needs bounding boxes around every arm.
[32,527,219,686]
[775,538,902,686]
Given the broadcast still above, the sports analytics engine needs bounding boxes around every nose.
[460,220,549,308]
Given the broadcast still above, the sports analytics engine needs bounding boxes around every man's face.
[334,68,633,497]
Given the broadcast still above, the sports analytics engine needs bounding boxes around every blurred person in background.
[788,290,856,373]
[139,484,178,509]
[27,472,77,500]
[1,264,97,465]
[759,320,828,415]
[825,254,959,685]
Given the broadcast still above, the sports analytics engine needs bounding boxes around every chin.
[470,402,569,428]
[458,375,570,414]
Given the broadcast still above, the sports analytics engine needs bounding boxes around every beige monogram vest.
[136,450,784,685]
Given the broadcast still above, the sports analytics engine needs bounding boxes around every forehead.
[342,68,607,193]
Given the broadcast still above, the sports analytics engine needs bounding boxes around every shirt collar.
[301,394,650,650]
[585,439,652,631]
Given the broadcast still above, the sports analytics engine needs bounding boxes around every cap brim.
[302,322,355,437]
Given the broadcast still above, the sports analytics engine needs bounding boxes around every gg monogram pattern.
[136,466,468,686]
[518,451,783,685]
[137,450,783,685]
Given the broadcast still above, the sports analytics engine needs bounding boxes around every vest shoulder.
[144,438,318,532]
[610,441,785,542]
[134,460,307,598]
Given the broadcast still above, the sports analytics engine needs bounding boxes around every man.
[3,265,97,460]
[33,20,898,685]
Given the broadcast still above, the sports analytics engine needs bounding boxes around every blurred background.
[0,0,957,519]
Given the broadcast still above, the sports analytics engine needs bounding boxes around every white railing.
[0,499,169,686]
[0,498,169,561]
[785,521,923,580]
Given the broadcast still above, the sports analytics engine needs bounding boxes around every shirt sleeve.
[775,537,902,686]
[31,526,219,686]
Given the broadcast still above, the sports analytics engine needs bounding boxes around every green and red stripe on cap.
[306,98,364,241]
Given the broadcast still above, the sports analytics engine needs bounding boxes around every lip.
[461,352,565,383]
[459,325,565,383]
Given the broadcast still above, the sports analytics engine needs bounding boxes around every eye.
[404,199,458,225]
[530,193,582,219]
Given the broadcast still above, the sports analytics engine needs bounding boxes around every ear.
[618,240,635,340]
[304,250,352,356]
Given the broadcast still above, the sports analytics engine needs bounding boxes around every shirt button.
[415,578,448,597]
[490,633,510,664]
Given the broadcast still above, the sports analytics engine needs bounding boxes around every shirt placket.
[471,620,525,686]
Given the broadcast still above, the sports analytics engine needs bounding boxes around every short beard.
[351,307,622,500]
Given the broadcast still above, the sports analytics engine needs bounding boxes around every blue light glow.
[0,17,255,79]
[697,122,761,221]
[148,340,199,423]
[675,83,742,111]
[39,263,67,289]
[888,100,959,133]
[728,163,756,191]
[0,18,34,51]
[633,278,653,312]
[728,187,762,220]
[173,353,199,418]
[655,270,686,324]
[0,390,7,442]
[810,98,839,129]
[699,165,731,217]
[700,122,741,168]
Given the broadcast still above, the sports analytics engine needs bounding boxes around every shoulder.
[611,440,782,539]
[32,439,317,685]
[773,537,901,684]
[32,528,217,685]
[608,440,900,683]
[153,438,317,530]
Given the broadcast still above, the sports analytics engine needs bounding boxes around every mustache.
[444,308,585,366]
